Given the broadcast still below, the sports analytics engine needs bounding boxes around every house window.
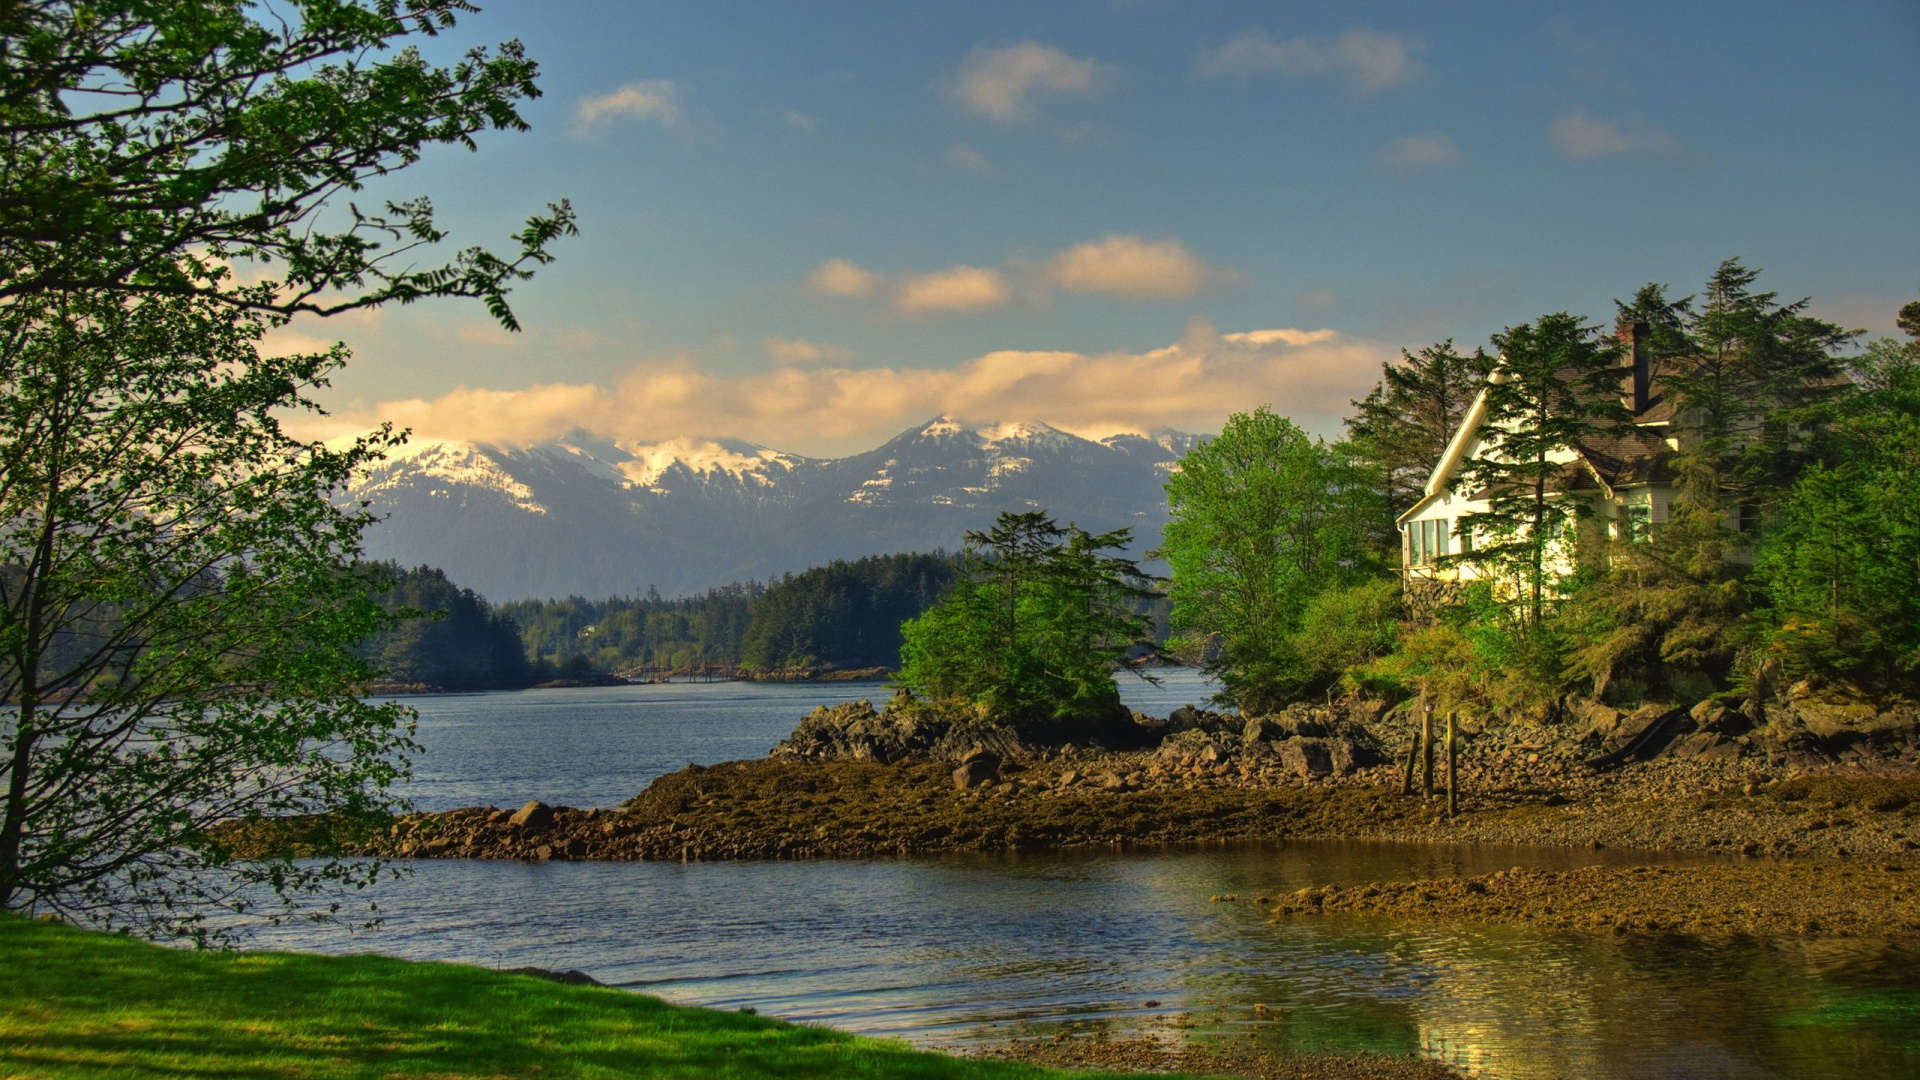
[1408,518,1451,566]
[1738,501,1760,534]
[1624,504,1650,541]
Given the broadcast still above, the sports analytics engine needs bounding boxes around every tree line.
[493,552,961,675]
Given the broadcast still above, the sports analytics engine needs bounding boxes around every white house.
[1397,322,1686,601]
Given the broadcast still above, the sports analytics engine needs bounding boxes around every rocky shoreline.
[220,689,1920,938]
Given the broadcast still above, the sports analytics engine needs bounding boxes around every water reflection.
[243,841,1920,1080]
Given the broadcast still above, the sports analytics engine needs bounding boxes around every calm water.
[392,668,1211,812]
[248,671,1920,1079]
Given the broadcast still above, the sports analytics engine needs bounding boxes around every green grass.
[0,915,1153,1079]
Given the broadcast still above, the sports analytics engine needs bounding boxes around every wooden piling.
[1446,711,1458,818]
[1401,730,1418,795]
[1420,703,1435,799]
[1400,696,1424,795]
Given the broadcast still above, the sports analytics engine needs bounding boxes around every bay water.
[243,671,1920,1079]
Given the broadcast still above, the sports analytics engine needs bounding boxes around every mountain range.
[346,417,1200,601]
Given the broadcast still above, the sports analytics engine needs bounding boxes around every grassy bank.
[0,916,1143,1080]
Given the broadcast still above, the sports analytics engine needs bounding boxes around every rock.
[953,756,1000,790]
[959,745,1001,768]
[772,699,1027,764]
[1279,739,1335,778]
[1691,700,1752,736]
[509,800,554,830]
[509,966,604,986]
[1242,716,1281,744]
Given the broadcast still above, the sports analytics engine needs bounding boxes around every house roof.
[1396,355,1678,527]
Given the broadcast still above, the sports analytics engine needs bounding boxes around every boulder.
[1690,700,1752,736]
[1242,716,1282,745]
[508,800,554,830]
[953,756,1000,790]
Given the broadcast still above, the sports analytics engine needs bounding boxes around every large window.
[1407,518,1451,566]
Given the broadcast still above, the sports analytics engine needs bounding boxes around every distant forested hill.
[499,584,762,673]
[738,553,958,671]
[500,552,961,673]
[362,564,536,690]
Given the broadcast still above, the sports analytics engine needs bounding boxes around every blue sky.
[291,0,1920,456]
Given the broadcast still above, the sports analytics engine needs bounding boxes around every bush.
[1293,579,1403,686]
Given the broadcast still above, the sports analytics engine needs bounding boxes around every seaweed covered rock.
[770,699,1028,764]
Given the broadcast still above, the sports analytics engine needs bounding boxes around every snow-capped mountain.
[346,417,1200,600]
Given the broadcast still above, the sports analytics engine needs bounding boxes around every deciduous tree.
[0,0,574,326]
[0,288,410,940]
[1158,408,1378,714]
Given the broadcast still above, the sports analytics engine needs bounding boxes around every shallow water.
[245,672,1920,1079]
[247,843,1920,1080]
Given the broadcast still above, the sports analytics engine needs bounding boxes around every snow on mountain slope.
[345,416,1199,600]
[620,437,814,491]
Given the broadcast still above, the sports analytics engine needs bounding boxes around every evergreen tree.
[1346,341,1494,551]
[1456,313,1631,624]
[1753,300,1920,685]
[361,566,533,691]
[896,513,1156,726]
[738,553,957,671]
[1667,259,1852,512]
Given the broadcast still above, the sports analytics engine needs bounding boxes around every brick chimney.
[1619,320,1650,414]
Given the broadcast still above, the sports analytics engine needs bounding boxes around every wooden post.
[1400,695,1424,795]
[1446,711,1458,818]
[1400,730,1418,795]
[1420,703,1435,799]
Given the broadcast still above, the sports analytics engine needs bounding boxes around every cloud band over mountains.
[309,323,1394,457]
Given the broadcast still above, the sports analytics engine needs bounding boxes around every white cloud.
[945,41,1114,124]
[943,141,996,176]
[1549,110,1684,159]
[309,323,1394,457]
[762,336,852,365]
[805,236,1228,314]
[1374,133,1464,173]
[892,265,1011,314]
[1196,29,1425,95]
[1039,235,1215,299]
[804,258,882,298]
[573,80,683,137]
[784,109,818,133]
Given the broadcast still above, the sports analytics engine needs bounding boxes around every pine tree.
[1669,259,1852,514]
[1346,341,1495,551]
[1456,313,1631,624]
